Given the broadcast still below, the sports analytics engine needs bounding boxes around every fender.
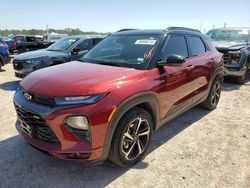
[48,58,65,66]
[240,48,249,68]
[101,92,160,160]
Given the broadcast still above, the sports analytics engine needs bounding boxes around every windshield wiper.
[96,61,123,67]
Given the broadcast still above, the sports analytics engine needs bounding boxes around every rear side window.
[162,35,188,59]
[187,36,206,57]
[26,37,36,42]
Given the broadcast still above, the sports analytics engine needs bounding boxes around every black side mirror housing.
[157,54,186,67]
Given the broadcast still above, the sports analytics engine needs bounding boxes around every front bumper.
[224,65,247,77]
[13,60,46,78]
[13,89,114,163]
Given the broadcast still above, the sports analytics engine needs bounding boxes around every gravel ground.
[0,62,249,188]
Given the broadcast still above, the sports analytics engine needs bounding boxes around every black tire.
[201,76,222,110]
[0,59,2,70]
[234,62,249,84]
[108,107,153,167]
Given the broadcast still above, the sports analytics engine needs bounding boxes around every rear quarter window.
[187,36,206,57]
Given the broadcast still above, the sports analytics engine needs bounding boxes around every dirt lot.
[0,62,249,188]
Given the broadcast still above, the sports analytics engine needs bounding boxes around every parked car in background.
[43,33,68,42]
[13,27,223,167]
[0,39,10,70]
[13,35,104,78]
[3,35,53,54]
[207,27,250,84]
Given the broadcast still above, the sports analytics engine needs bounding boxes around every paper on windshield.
[135,39,156,45]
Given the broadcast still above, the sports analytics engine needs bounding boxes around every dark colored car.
[13,35,104,78]
[0,39,11,70]
[14,27,223,167]
[207,27,250,84]
[3,35,53,54]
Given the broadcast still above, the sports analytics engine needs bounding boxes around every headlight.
[65,116,89,130]
[55,94,107,105]
[228,51,241,64]
[25,56,48,64]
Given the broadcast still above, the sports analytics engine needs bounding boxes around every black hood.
[14,49,66,60]
[212,41,247,51]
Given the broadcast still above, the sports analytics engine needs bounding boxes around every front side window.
[83,34,161,70]
[207,29,250,43]
[15,36,25,43]
[76,39,92,51]
[162,35,188,60]
[47,37,80,51]
[187,36,206,57]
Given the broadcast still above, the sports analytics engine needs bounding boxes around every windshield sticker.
[137,58,144,62]
[135,39,156,45]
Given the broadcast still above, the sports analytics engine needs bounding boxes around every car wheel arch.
[101,92,160,160]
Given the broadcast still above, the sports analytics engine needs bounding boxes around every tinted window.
[15,36,25,43]
[93,38,103,46]
[26,37,36,42]
[76,39,92,51]
[163,35,188,59]
[187,36,206,57]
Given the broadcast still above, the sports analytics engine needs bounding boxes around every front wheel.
[234,63,249,84]
[108,108,153,167]
[201,77,222,110]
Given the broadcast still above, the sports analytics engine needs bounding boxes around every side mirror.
[157,54,186,67]
[72,47,81,54]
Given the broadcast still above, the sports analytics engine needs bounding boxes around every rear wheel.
[108,108,153,167]
[201,77,222,110]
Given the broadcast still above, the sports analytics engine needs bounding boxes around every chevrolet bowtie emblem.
[24,92,32,101]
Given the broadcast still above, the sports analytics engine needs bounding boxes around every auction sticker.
[135,39,156,45]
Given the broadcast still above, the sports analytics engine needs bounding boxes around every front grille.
[14,103,59,143]
[223,53,232,63]
[64,124,90,142]
[13,61,23,70]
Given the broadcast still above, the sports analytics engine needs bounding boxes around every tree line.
[0,28,110,36]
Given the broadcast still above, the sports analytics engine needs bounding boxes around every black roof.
[112,27,203,36]
[112,29,167,35]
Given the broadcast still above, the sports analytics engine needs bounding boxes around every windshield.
[47,37,79,51]
[207,30,249,43]
[83,34,161,70]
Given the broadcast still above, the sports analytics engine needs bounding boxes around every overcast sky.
[1,0,249,32]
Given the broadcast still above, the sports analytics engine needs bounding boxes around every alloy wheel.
[121,117,150,161]
[211,81,221,107]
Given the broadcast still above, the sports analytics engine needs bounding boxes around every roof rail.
[167,27,201,33]
[116,29,138,32]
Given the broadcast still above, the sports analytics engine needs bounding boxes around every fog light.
[65,116,89,130]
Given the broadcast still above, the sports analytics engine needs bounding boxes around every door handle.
[187,65,194,71]
[209,58,215,63]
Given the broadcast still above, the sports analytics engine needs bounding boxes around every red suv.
[14,27,224,167]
